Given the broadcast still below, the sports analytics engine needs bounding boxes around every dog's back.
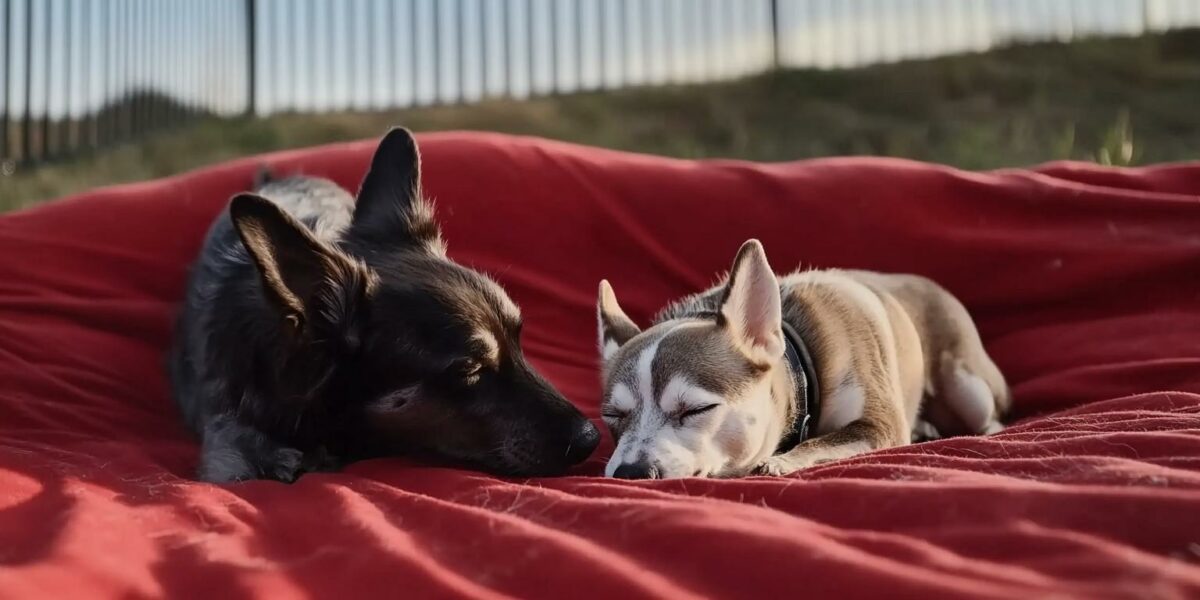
[255,176,355,242]
[776,269,1009,438]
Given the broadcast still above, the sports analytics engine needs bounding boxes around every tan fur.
[757,269,1008,475]
[599,241,1009,479]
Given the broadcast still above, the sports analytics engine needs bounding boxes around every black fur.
[168,128,599,483]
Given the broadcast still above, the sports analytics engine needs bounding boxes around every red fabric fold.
[1,132,1198,598]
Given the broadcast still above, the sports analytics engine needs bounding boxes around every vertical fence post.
[770,0,781,69]
[41,0,52,159]
[142,0,150,120]
[121,0,132,139]
[457,0,466,102]
[664,0,676,83]
[161,0,170,125]
[151,0,159,124]
[142,0,151,130]
[245,0,257,116]
[101,0,111,146]
[139,0,148,129]
[342,0,351,110]
[1,0,9,161]
[157,0,164,126]
[502,0,511,97]
[130,0,140,138]
[62,0,73,152]
[180,0,190,119]
[165,0,174,125]
[264,0,275,114]
[549,0,558,92]
[202,0,210,115]
[725,0,738,76]
[433,0,442,101]
[168,0,179,126]
[616,0,626,85]
[286,0,296,111]
[150,0,159,129]
[389,0,399,107]
[480,0,489,97]
[576,0,585,90]
[21,0,31,162]
[411,0,420,105]
[700,0,709,79]
[640,0,651,83]
[366,0,376,110]
[597,0,606,88]
[525,0,534,96]
[326,0,335,110]
[312,0,321,111]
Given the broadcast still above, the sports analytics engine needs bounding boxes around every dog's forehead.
[436,267,519,323]
[442,271,521,362]
[605,319,755,405]
[373,255,521,360]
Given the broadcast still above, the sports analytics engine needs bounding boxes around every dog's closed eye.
[601,408,628,422]
[674,404,719,425]
[449,358,484,383]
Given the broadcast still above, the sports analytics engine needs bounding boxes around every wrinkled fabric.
[1,132,1198,599]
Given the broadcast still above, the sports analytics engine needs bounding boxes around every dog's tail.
[251,164,276,191]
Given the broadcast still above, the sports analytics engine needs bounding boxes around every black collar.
[688,311,820,453]
[775,321,820,454]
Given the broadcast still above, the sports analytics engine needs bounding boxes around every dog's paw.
[912,419,942,443]
[754,457,797,477]
[197,448,257,483]
[265,447,306,483]
[754,453,839,476]
[302,446,342,473]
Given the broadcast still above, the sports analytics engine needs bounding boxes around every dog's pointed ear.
[230,193,373,334]
[598,280,641,362]
[719,239,784,367]
[350,127,443,250]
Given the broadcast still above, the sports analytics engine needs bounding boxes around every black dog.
[168,128,599,482]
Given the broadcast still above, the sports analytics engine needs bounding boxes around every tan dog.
[597,239,1009,479]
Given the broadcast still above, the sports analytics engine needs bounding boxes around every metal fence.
[3,0,1200,169]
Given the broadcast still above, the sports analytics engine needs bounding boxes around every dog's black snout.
[566,420,600,465]
[612,460,657,480]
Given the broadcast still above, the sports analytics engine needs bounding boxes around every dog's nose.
[566,420,600,465]
[612,460,657,480]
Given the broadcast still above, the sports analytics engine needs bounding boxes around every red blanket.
[1,133,1199,599]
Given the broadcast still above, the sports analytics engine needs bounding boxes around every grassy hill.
[3,29,1199,212]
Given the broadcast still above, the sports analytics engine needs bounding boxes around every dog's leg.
[911,418,942,442]
[924,355,1007,437]
[755,409,906,476]
[196,413,311,483]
